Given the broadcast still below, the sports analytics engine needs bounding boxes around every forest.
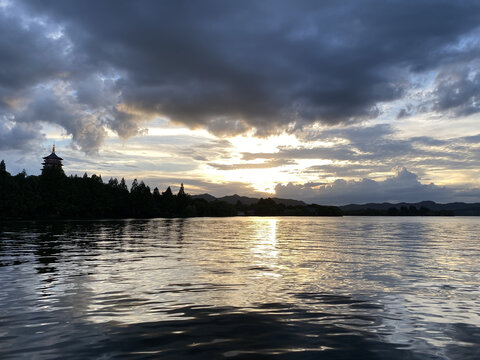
[0,160,342,219]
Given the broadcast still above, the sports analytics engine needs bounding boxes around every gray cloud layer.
[2,1,480,152]
[275,168,480,205]
[241,123,480,178]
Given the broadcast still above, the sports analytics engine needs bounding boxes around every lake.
[1,217,479,359]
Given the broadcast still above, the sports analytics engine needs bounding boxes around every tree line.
[342,206,454,216]
[0,160,342,219]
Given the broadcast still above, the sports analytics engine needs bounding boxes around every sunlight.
[206,167,293,193]
[250,218,280,278]
[228,133,300,154]
[147,125,216,139]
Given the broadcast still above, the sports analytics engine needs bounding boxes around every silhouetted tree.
[387,207,399,216]
[0,165,353,219]
[192,198,209,216]
[176,183,190,216]
[108,177,118,188]
[119,178,128,191]
[208,200,236,216]
[131,178,138,192]
[129,180,154,217]
[178,183,185,196]
[163,186,173,197]
[252,198,284,216]
[419,206,429,216]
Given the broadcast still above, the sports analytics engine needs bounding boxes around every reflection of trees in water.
[34,223,66,277]
[130,218,187,244]
[0,222,42,267]
[71,220,129,250]
[160,218,185,243]
[174,218,186,243]
[31,221,136,278]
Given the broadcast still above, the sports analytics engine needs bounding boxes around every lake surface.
[1,217,479,359]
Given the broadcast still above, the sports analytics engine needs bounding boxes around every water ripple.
[1,217,480,359]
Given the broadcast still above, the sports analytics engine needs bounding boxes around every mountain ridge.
[192,193,306,207]
[339,201,480,216]
[191,194,480,215]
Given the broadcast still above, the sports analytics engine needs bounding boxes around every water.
[1,217,479,359]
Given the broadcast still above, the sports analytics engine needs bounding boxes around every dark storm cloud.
[0,5,69,92]
[433,65,480,117]
[0,119,44,150]
[1,0,480,152]
[0,3,145,153]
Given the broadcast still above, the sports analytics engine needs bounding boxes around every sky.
[1,0,480,205]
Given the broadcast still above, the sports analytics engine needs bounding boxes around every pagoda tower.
[42,145,63,170]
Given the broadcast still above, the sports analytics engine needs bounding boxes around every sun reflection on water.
[3,217,480,359]
[251,218,278,259]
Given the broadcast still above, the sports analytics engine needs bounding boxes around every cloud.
[274,167,467,205]
[241,123,480,178]
[0,117,45,150]
[205,119,249,138]
[0,4,148,153]
[396,108,412,119]
[432,64,480,117]
[1,0,479,153]
[0,3,70,92]
[10,81,109,154]
[209,159,296,171]
[304,164,392,178]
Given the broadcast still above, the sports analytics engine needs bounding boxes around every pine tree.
[119,178,128,191]
[131,179,138,193]
[163,186,173,197]
[108,177,119,187]
[178,183,185,196]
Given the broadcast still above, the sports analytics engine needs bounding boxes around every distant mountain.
[269,197,307,207]
[190,195,480,216]
[191,193,306,207]
[340,201,480,216]
[191,193,217,202]
[219,194,260,205]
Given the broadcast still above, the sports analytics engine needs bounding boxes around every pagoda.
[42,145,63,170]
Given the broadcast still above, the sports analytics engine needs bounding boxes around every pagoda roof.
[43,152,63,161]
